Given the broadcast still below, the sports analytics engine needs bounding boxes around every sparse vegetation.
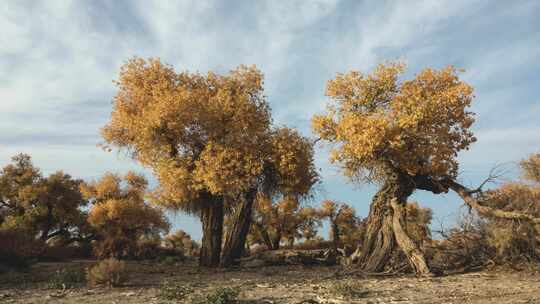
[86,258,129,288]
[46,268,86,289]
[330,280,370,299]
[158,280,194,301]
[194,287,239,304]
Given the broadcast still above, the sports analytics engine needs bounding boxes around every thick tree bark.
[221,188,258,267]
[390,198,431,275]
[358,168,432,275]
[199,197,224,267]
[357,186,396,272]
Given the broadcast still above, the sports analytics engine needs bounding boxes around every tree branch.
[446,180,540,225]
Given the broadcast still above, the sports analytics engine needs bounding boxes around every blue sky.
[1,1,539,240]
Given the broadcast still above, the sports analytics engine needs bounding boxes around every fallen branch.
[238,249,338,266]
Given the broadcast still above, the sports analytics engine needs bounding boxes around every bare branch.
[468,163,509,194]
[447,179,540,225]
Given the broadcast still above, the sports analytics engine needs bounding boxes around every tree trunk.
[199,197,224,267]
[260,229,273,249]
[254,221,274,249]
[286,236,294,247]
[330,221,340,250]
[390,198,431,275]
[271,231,281,250]
[357,186,396,272]
[221,188,257,267]
[358,169,432,275]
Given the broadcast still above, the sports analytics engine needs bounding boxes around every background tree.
[221,126,319,265]
[481,153,540,260]
[249,195,321,250]
[101,58,272,266]
[83,172,170,258]
[165,229,200,257]
[319,200,362,250]
[0,154,89,244]
[404,202,433,249]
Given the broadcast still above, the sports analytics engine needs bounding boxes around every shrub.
[428,213,493,270]
[195,287,239,304]
[160,255,184,266]
[46,268,86,289]
[86,258,128,287]
[158,280,193,301]
[487,221,539,262]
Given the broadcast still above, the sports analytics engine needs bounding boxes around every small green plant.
[86,258,128,288]
[46,268,85,289]
[195,287,239,304]
[158,280,193,301]
[160,255,184,266]
[331,281,369,299]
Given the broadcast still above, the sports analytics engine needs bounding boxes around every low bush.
[86,258,128,288]
[428,214,493,271]
[158,280,193,301]
[46,268,86,289]
[159,255,184,266]
[195,287,239,304]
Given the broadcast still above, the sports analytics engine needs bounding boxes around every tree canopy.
[312,62,476,184]
[0,154,88,243]
[101,58,272,210]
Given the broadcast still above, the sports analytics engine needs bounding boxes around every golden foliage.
[0,154,88,243]
[101,58,272,209]
[84,172,170,258]
[267,127,319,196]
[319,200,363,247]
[312,62,476,182]
[520,153,540,184]
[249,195,321,249]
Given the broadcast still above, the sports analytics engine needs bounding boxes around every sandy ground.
[1,260,540,304]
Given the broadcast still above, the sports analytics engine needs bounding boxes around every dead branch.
[447,180,540,225]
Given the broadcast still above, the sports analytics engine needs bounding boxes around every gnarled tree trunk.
[390,198,431,275]
[358,169,432,275]
[199,196,224,267]
[221,188,258,267]
[357,184,396,272]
